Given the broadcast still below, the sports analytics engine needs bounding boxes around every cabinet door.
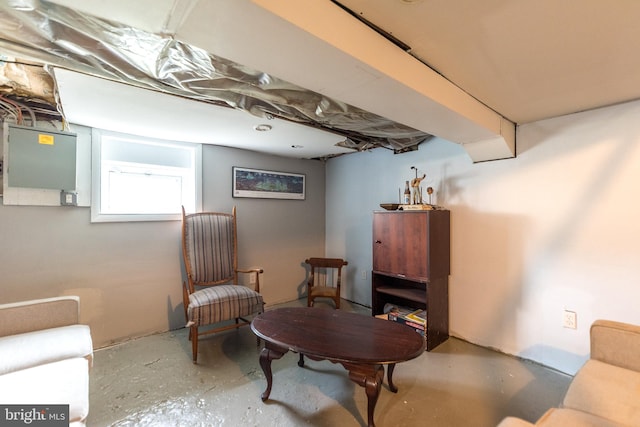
[373,212,428,279]
[372,212,397,274]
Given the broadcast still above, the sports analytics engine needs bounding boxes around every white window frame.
[91,129,202,223]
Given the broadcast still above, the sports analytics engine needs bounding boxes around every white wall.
[327,99,640,375]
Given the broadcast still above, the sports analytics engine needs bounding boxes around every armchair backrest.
[182,207,238,289]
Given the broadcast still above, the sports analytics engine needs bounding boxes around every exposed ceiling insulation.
[0,1,432,159]
[0,62,53,104]
[0,61,61,123]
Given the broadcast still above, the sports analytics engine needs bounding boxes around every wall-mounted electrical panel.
[4,123,77,191]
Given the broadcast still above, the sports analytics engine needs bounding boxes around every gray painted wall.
[0,143,326,348]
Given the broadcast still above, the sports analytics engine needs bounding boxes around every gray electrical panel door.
[7,124,77,190]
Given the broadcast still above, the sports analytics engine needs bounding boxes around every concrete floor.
[87,299,571,426]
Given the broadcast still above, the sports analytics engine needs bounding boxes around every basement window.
[91,129,201,222]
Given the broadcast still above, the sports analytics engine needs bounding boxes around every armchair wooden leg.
[182,281,190,323]
[191,325,199,364]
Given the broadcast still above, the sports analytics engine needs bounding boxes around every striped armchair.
[181,207,264,363]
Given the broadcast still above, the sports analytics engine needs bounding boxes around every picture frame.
[232,167,305,200]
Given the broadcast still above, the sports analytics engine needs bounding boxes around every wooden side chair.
[181,206,264,363]
[305,257,348,309]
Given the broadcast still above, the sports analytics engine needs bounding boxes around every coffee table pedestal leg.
[344,363,384,427]
[258,344,287,401]
[387,363,398,393]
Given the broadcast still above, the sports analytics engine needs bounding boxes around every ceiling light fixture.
[253,124,272,132]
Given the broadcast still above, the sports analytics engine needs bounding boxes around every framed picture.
[232,167,305,200]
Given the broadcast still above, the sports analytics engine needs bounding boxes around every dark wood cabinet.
[371,210,450,351]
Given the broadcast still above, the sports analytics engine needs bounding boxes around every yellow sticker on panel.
[38,134,54,145]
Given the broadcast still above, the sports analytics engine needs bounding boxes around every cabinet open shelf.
[376,286,425,305]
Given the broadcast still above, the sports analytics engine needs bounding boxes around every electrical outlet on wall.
[563,310,577,329]
[60,190,77,206]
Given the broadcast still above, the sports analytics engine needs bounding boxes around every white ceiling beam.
[176,0,515,161]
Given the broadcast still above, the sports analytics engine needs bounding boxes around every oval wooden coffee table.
[251,307,426,427]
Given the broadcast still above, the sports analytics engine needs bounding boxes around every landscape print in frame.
[233,167,305,200]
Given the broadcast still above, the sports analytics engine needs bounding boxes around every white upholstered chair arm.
[0,325,93,375]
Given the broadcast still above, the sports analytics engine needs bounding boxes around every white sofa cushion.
[0,357,89,425]
[563,359,640,426]
[0,324,92,375]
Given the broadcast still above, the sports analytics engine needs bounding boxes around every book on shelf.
[383,303,414,317]
[405,309,426,324]
[384,304,426,335]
